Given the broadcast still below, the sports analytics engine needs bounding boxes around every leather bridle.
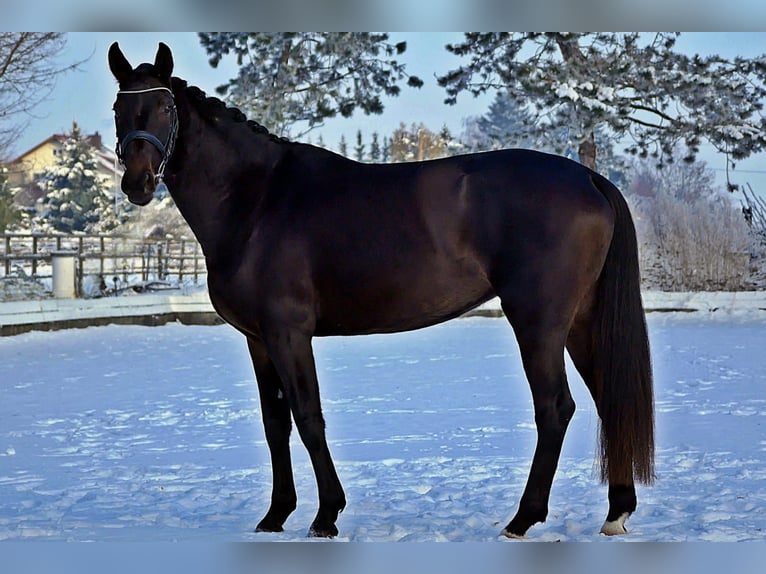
[115,86,178,186]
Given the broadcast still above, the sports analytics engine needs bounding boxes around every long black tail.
[590,174,655,485]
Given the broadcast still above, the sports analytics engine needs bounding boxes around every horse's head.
[109,42,178,206]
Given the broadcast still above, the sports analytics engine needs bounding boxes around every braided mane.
[171,77,289,144]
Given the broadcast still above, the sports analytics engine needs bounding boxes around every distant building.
[4,131,122,209]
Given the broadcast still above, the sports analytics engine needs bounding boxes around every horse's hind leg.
[565,315,637,535]
[501,301,575,538]
[247,337,298,532]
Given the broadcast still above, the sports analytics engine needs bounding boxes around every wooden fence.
[1,233,206,297]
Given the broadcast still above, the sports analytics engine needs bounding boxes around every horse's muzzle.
[122,170,156,206]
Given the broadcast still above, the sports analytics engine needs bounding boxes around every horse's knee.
[294,413,327,452]
[263,416,292,445]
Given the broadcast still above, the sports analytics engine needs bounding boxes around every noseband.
[115,86,178,186]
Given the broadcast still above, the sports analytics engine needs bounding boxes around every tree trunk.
[553,36,599,172]
[578,131,597,172]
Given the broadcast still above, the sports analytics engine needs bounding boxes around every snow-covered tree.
[624,148,752,290]
[30,123,125,234]
[0,166,20,233]
[389,123,462,163]
[628,147,722,204]
[439,33,766,180]
[198,33,423,138]
[462,89,630,187]
[461,93,539,152]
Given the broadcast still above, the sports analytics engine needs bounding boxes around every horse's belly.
[314,274,494,336]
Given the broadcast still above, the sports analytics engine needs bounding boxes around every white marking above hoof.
[600,512,630,536]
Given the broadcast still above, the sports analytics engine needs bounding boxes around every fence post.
[157,243,164,279]
[143,244,151,282]
[3,236,10,275]
[100,236,105,277]
[193,242,200,284]
[32,235,39,276]
[51,250,78,298]
[179,239,186,284]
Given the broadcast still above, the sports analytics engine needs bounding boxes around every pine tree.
[0,166,20,233]
[439,33,766,181]
[338,135,349,157]
[354,129,366,162]
[369,132,381,162]
[198,33,423,138]
[382,136,391,163]
[31,123,125,233]
[462,92,539,152]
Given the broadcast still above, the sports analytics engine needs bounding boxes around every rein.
[115,86,178,186]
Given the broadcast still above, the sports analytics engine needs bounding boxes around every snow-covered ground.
[1,313,765,542]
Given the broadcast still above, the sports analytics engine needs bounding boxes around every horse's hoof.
[600,512,630,536]
[255,520,284,533]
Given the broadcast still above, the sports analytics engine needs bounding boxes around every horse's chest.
[207,279,258,332]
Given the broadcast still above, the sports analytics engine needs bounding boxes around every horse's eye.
[163,105,173,114]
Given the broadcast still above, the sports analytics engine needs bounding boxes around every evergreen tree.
[369,132,381,162]
[354,129,366,162]
[382,136,391,163]
[461,92,539,152]
[0,166,20,233]
[439,33,766,181]
[31,123,125,233]
[338,135,349,157]
[464,92,630,188]
[198,33,423,138]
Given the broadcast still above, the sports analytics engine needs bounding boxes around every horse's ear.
[154,42,174,84]
[108,42,133,82]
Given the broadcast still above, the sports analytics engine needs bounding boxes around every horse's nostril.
[141,171,157,192]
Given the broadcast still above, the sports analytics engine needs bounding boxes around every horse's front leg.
[247,336,297,532]
[262,326,346,538]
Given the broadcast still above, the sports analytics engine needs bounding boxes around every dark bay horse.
[109,42,654,539]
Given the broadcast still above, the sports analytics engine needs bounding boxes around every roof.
[9,133,109,165]
[8,135,68,164]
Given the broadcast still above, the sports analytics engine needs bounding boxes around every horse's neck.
[166,100,273,261]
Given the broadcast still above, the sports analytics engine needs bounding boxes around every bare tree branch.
[0,33,86,159]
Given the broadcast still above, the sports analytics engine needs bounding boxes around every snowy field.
[1,312,765,543]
